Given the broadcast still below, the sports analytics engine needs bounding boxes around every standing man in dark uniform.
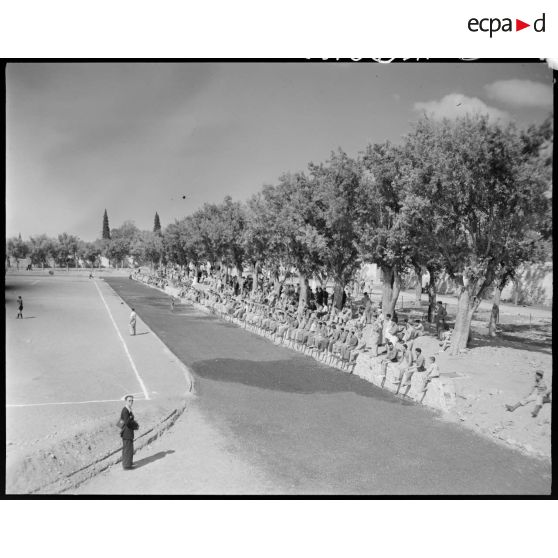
[120,395,139,470]
[16,296,24,319]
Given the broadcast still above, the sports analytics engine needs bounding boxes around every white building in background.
[360,263,381,284]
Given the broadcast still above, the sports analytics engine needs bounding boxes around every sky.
[6,61,553,241]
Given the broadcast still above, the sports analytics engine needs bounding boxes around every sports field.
[5,272,192,493]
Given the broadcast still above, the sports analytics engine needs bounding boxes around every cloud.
[484,79,552,108]
[413,93,509,122]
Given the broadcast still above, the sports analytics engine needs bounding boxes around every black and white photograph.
[4,60,553,496]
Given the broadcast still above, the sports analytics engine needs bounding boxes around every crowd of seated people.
[132,267,442,401]
[175,278,370,372]
[131,268,170,289]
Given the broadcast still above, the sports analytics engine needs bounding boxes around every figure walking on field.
[16,296,23,319]
[129,308,137,336]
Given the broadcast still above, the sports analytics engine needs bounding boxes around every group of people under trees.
[132,266,449,403]
[131,265,551,415]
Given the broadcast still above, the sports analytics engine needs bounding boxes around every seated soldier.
[416,356,440,403]
[305,316,320,348]
[286,315,299,343]
[401,318,415,350]
[506,370,551,418]
[400,347,427,398]
[439,328,453,352]
[301,313,317,345]
[233,303,246,320]
[333,327,349,355]
[379,341,398,388]
[341,330,359,370]
[269,313,279,336]
[315,322,330,353]
[394,343,413,394]
[327,324,340,353]
[413,319,425,337]
[276,313,289,340]
[225,298,236,315]
[349,330,367,363]
[368,314,383,355]
[294,315,308,345]
[383,314,399,345]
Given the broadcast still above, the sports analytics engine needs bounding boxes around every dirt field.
[5,271,193,494]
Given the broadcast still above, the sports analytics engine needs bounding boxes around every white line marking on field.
[31,280,40,285]
[93,280,150,400]
[7,398,148,408]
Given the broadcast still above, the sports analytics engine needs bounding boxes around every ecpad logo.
[468,13,545,37]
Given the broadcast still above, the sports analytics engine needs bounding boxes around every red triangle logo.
[516,19,530,31]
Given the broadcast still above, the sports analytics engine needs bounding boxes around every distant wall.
[501,262,553,306]
[419,262,553,306]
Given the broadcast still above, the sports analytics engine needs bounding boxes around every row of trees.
[6,213,166,272]
[161,115,552,354]
[6,115,552,354]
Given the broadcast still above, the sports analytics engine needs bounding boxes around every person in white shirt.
[129,308,137,336]
[417,356,440,403]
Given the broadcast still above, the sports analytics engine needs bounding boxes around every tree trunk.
[297,272,308,311]
[380,265,401,316]
[414,264,422,304]
[426,266,438,323]
[251,262,259,293]
[488,286,501,337]
[236,263,244,293]
[333,279,345,310]
[512,278,520,306]
[272,267,282,296]
[449,284,480,355]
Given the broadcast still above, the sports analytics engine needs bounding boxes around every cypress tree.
[102,209,111,239]
[153,212,161,234]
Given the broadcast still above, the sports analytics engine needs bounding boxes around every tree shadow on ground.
[134,450,175,469]
[469,326,552,355]
[192,357,415,406]
[187,315,239,328]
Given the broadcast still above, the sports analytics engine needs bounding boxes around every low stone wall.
[352,353,455,412]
